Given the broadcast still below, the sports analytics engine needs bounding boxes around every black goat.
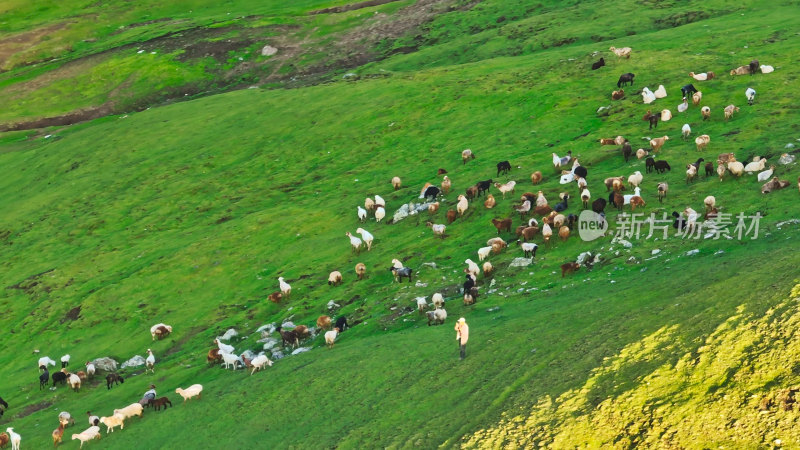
[592,198,606,214]
[52,371,67,387]
[463,275,475,294]
[496,161,511,176]
[689,158,705,171]
[276,326,299,349]
[645,157,655,173]
[0,396,7,418]
[476,180,492,197]
[389,266,413,283]
[654,160,671,173]
[617,73,635,88]
[334,316,349,332]
[705,162,714,177]
[648,113,659,130]
[574,166,588,179]
[422,186,440,201]
[681,84,698,98]
[39,369,50,390]
[672,211,687,230]
[591,57,605,70]
[106,373,124,390]
[749,59,759,75]
[622,142,632,162]
[554,195,569,212]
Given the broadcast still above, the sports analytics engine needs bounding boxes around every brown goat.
[293,325,310,339]
[151,397,173,411]
[530,171,542,184]
[491,218,512,234]
[207,348,222,366]
[465,185,478,200]
[267,291,282,303]
[317,315,332,330]
[604,176,624,191]
[533,205,552,216]
[599,138,616,145]
[558,226,570,241]
[630,196,646,210]
[521,226,539,242]
[446,209,457,224]
[561,262,581,278]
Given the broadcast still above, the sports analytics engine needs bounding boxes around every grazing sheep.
[628,171,643,188]
[328,271,343,286]
[353,262,366,281]
[660,109,672,121]
[689,71,713,81]
[484,194,496,209]
[654,85,667,99]
[599,138,617,146]
[249,355,273,375]
[462,149,475,165]
[745,87,756,105]
[761,177,791,194]
[113,403,143,420]
[617,72,635,88]
[650,136,669,152]
[445,209,457,224]
[496,161,512,176]
[642,87,656,104]
[494,181,516,199]
[61,354,70,368]
[355,228,373,251]
[426,221,446,238]
[728,161,745,177]
[681,84,698,98]
[86,412,100,427]
[99,415,124,433]
[482,261,493,278]
[695,134,710,151]
[604,176,624,191]
[580,188,591,209]
[52,370,68,386]
[317,315,332,330]
[325,328,340,349]
[456,195,469,217]
[463,287,479,306]
[39,356,56,369]
[105,373,124,390]
[701,106,711,120]
[477,246,492,262]
[71,426,100,449]
[365,197,375,212]
[175,384,203,403]
[609,46,631,58]
[686,165,697,184]
[491,218,512,234]
[677,97,689,113]
[684,207,700,233]
[514,199,531,219]
[612,178,624,192]
[150,324,172,341]
[724,104,740,120]
[611,89,624,100]
[704,196,716,212]
[718,153,737,164]
[345,232,363,254]
[645,157,655,173]
[441,176,451,194]
[150,397,173,411]
[636,148,648,159]
[432,293,445,309]
[681,124,691,140]
[68,373,81,391]
[427,308,447,326]
[611,191,624,210]
[416,296,428,312]
[744,157,767,173]
[692,91,702,106]
[39,367,50,390]
[58,411,74,427]
[357,205,367,222]
[530,171,542,184]
[207,348,222,366]
[758,165,775,183]
[657,182,668,203]
[519,226,539,242]
[542,223,553,245]
[704,162,714,177]
[391,176,401,190]
[554,194,569,212]
[465,185,478,200]
[374,195,385,208]
[630,196,645,210]
[375,206,386,222]
[558,226,570,241]
[717,162,727,181]
[591,57,605,70]
[621,142,632,161]
[561,262,581,278]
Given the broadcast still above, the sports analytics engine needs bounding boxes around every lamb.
[464,259,480,278]
[744,157,766,173]
[645,157,655,173]
[482,262,493,277]
[145,349,155,373]
[701,106,711,120]
[724,104,739,120]
[278,277,291,297]
[365,197,375,211]
[426,201,440,215]
[491,218,512,234]
[591,57,605,70]
[456,195,469,217]
[441,176,451,194]
[728,161,745,177]
[650,136,669,152]
[717,162,727,181]
[477,246,492,262]
[730,65,751,75]
[628,171,643,188]
[704,196,716,212]
[692,91,702,105]
[250,355,273,375]
[150,324,172,340]
[355,227,373,251]
[113,403,144,420]
[762,177,791,194]
[105,373,124,390]
[689,71,713,81]
[609,46,632,58]
[426,221,446,238]
[757,165,775,183]
[61,354,71,368]
[328,271,343,286]
[677,97,689,113]
[530,171,542,184]
[581,188,591,208]
[681,124,691,140]
[611,89,624,100]
[68,373,81,391]
[389,266,413,283]
[39,356,56,369]
[391,176,401,190]
[462,149,475,164]
[150,397,172,411]
[484,194,496,209]
[175,384,203,403]
[317,315,332,330]
[745,87,756,105]
[617,72,635,88]
[426,308,447,326]
[345,232,363,254]
[356,263,367,280]
[87,412,100,427]
[641,87,656,104]
[53,423,65,447]
[561,262,581,278]
[357,205,367,222]
[432,293,445,309]
[695,134,710,151]
[645,110,659,129]
[636,148,648,159]
[494,181,516,198]
[99,415,125,433]
[375,206,386,222]
[71,426,101,448]
[391,258,404,269]
[657,182,668,203]
[325,328,339,349]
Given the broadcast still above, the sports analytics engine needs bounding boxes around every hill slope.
[1,0,800,448]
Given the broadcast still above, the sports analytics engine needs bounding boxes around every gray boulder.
[90,357,118,372]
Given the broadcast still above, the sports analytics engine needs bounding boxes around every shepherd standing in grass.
[455,318,469,360]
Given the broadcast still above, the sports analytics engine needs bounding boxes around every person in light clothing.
[455,318,469,360]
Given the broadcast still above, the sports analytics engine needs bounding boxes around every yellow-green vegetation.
[1,0,800,448]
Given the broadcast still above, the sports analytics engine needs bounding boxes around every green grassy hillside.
[1,0,800,448]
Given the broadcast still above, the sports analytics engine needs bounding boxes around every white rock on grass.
[686,249,700,256]
[291,347,311,355]
[509,258,533,267]
[218,328,238,340]
[261,45,278,56]
[90,357,118,372]
[121,355,145,369]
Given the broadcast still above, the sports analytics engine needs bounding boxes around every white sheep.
[757,165,775,183]
[61,354,71,368]
[692,91,702,105]
[374,195,386,208]
[278,277,291,296]
[345,232,363,254]
[641,87,656,104]
[112,403,143,420]
[68,373,81,391]
[221,352,241,370]
[99,415,125,433]
[428,222,446,238]
[654,85,667,98]
[39,356,56,368]
[724,104,739,120]
[175,384,203,403]
[357,206,367,222]
[391,176,401,190]
[528,218,539,227]
[701,106,711,120]
[623,187,642,205]
[745,87,756,105]
[536,191,547,207]
[71,426,100,448]
[85,362,95,377]
[636,148,649,159]
[677,97,689,113]
[684,207,700,232]
[374,206,386,222]
[695,134,710,151]
[355,228,373,251]
[327,271,342,286]
[609,46,631,58]
[628,171,643,188]
[325,328,339,349]
[145,349,155,374]
[482,261,493,277]
[520,242,538,258]
[150,323,173,340]
[580,188,591,208]
[704,196,716,211]
[577,176,587,189]
[689,71,710,81]
[477,246,492,261]
[427,308,447,325]
[744,157,766,173]
[681,124,691,140]
[464,259,480,278]
[415,297,428,312]
[249,354,273,375]
[432,293,444,309]
[456,195,469,216]
[494,180,516,198]
[728,161,745,177]
[660,109,672,121]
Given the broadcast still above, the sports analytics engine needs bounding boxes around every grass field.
[1,0,800,448]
